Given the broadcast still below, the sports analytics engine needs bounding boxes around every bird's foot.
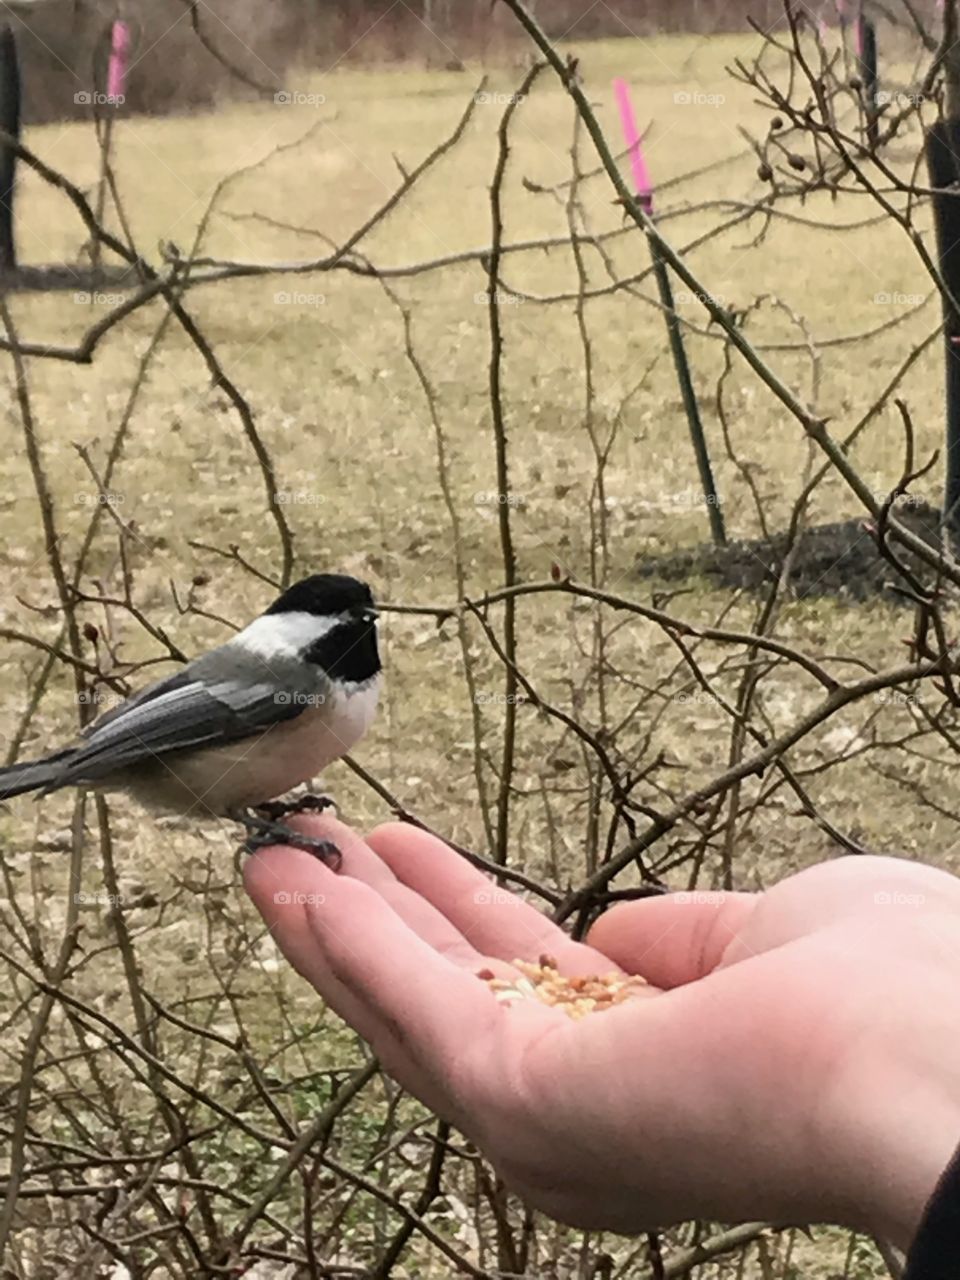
[255,792,336,822]
[234,808,341,866]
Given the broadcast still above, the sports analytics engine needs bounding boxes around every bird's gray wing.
[81,666,196,736]
[53,669,308,785]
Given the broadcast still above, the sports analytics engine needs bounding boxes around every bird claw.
[234,808,341,866]
[254,792,337,821]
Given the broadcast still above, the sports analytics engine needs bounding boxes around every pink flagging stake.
[612,77,652,214]
[107,20,130,102]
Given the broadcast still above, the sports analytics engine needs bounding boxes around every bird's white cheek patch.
[238,611,341,662]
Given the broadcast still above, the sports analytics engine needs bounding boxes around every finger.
[284,815,514,976]
[244,844,481,1115]
[302,866,562,1112]
[246,842,553,1116]
[366,822,620,976]
[243,844,402,1050]
[587,890,758,988]
[284,812,399,886]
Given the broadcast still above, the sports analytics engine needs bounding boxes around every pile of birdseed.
[477,954,648,1020]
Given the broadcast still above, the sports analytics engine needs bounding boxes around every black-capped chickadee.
[0,573,381,859]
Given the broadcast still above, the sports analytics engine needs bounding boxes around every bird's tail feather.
[0,752,72,801]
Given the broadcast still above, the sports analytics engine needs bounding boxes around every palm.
[245,818,960,1245]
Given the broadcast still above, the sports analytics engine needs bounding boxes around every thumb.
[587,890,758,988]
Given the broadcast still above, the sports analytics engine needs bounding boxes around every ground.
[0,27,950,1278]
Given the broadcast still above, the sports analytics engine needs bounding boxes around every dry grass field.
[0,22,954,1277]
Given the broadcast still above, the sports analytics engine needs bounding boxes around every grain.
[478,955,647,1019]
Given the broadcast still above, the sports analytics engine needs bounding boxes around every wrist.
[827,1068,960,1250]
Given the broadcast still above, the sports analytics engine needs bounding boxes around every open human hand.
[245,818,960,1249]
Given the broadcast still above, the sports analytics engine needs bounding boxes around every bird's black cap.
[264,573,374,617]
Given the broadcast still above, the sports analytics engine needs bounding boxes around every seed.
[479,956,648,1018]
[493,988,523,1004]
